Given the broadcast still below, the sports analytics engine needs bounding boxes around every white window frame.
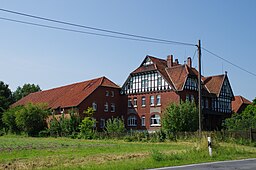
[128,98,132,108]
[106,91,109,96]
[133,98,137,107]
[141,96,146,107]
[156,95,161,106]
[150,114,161,127]
[128,115,137,127]
[104,102,108,112]
[150,95,154,106]
[141,116,145,127]
[92,102,97,111]
[110,103,115,112]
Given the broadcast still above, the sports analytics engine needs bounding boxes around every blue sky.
[0,0,255,100]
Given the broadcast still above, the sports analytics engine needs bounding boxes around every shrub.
[105,117,125,136]
[2,106,23,134]
[15,103,49,136]
[79,107,96,139]
[162,101,198,133]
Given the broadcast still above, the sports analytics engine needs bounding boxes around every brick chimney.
[167,55,173,68]
[174,59,179,64]
[187,57,192,67]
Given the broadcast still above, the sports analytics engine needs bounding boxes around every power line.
[0,8,196,47]
[0,17,181,45]
[202,47,256,77]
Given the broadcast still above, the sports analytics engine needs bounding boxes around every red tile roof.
[129,55,230,96]
[203,75,225,95]
[12,76,120,109]
[232,96,252,113]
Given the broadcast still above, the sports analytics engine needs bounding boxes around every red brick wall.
[78,86,125,130]
[126,90,180,131]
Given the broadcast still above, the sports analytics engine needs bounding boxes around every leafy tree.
[13,83,41,102]
[79,107,96,139]
[105,117,125,135]
[162,101,198,133]
[2,106,23,133]
[224,101,256,130]
[0,81,13,129]
[15,103,49,136]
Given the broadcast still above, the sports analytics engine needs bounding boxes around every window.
[150,114,161,126]
[104,102,108,112]
[133,98,137,107]
[205,98,209,108]
[191,95,194,102]
[128,115,137,126]
[92,102,97,111]
[60,108,64,114]
[100,119,105,128]
[128,98,132,108]
[106,91,109,96]
[141,116,145,126]
[141,96,146,107]
[186,94,190,101]
[157,77,162,87]
[156,95,161,105]
[111,91,114,97]
[150,96,154,106]
[111,103,115,112]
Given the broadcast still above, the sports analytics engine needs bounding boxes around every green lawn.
[0,135,256,170]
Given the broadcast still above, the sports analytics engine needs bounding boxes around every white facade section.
[123,71,171,94]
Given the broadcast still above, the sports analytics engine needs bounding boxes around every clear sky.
[0,0,255,101]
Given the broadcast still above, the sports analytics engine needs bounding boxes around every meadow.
[0,135,256,170]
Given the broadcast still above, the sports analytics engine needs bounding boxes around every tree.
[105,117,125,135]
[79,107,96,139]
[0,81,13,129]
[162,101,198,133]
[224,100,256,130]
[13,83,41,102]
[2,106,23,133]
[15,103,49,136]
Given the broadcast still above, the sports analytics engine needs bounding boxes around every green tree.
[2,106,23,133]
[15,103,49,136]
[79,107,96,139]
[13,83,41,102]
[162,101,198,133]
[0,81,13,129]
[224,101,256,130]
[105,117,125,135]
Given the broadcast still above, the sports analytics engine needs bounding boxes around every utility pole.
[197,40,202,138]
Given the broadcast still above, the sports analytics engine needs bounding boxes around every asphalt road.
[150,158,256,170]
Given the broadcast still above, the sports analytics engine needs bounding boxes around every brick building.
[232,96,252,114]
[12,76,125,130]
[121,55,234,131]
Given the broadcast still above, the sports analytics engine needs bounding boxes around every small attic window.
[143,57,153,66]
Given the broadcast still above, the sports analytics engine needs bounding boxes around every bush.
[162,101,198,133]
[79,107,96,139]
[15,103,49,136]
[2,106,23,134]
[105,117,125,136]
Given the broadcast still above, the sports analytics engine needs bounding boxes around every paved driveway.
[149,158,256,170]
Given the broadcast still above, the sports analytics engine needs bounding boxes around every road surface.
[150,158,256,170]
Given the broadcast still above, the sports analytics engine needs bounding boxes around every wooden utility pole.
[197,40,202,138]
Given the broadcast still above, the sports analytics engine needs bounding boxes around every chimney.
[167,55,173,68]
[174,59,179,64]
[187,57,192,67]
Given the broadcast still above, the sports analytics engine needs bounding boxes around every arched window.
[128,115,137,126]
[150,114,161,126]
